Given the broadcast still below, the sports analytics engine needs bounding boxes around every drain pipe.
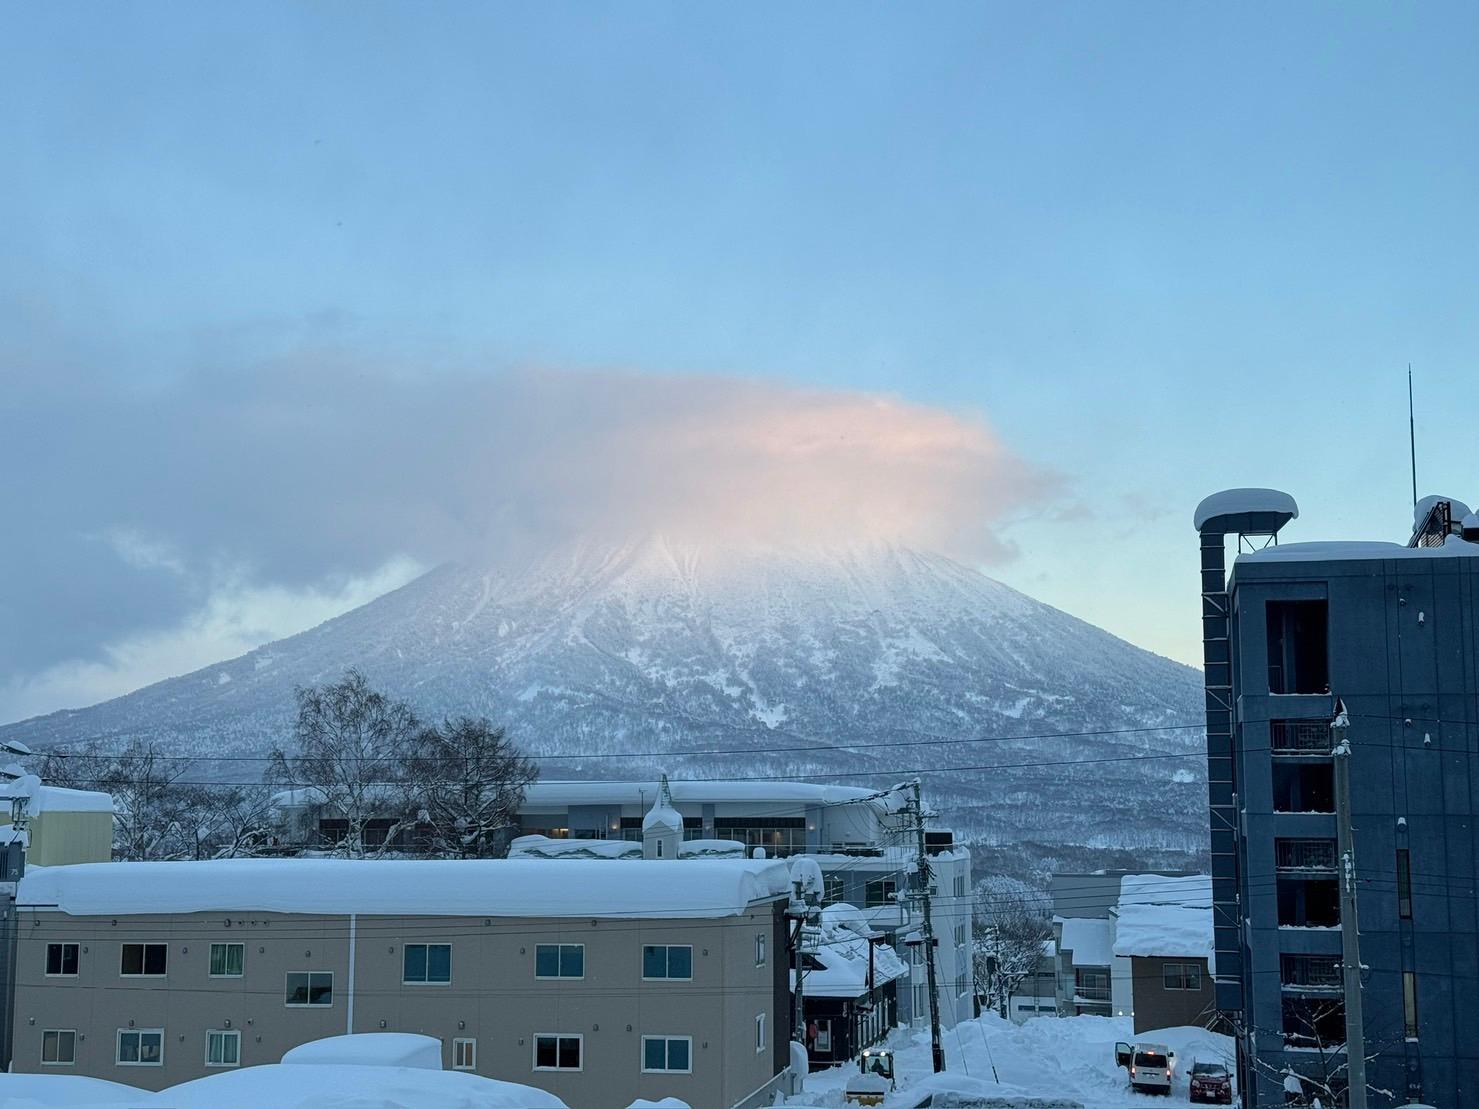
[346,913,357,1035]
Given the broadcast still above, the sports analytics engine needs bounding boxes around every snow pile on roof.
[627,1100,691,1109]
[155,1062,568,1108]
[1414,494,1472,533]
[1243,538,1479,563]
[17,857,790,919]
[641,774,683,834]
[522,779,905,813]
[1112,874,1213,962]
[0,1072,146,1106]
[0,775,115,816]
[793,902,908,998]
[507,835,745,860]
[282,1034,442,1070]
[1059,917,1112,967]
[1194,488,1298,531]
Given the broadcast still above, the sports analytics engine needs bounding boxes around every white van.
[1115,1041,1177,1095]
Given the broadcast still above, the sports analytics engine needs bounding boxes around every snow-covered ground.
[789,1014,1235,1108]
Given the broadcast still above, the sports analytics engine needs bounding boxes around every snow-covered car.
[1115,1041,1176,1095]
[1188,1059,1233,1104]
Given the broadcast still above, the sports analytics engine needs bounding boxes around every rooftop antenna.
[1408,364,1418,508]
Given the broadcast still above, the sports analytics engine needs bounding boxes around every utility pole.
[1332,700,1367,1109]
[789,877,808,1050]
[910,779,946,1073]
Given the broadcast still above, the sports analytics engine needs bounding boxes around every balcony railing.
[1074,983,1111,1001]
[1277,839,1338,871]
[1271,721,1332,754]
[1281,955,1342,991]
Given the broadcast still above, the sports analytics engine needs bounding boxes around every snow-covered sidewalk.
[788,1013,1235,1107]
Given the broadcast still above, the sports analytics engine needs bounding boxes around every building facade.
[12,858,790,1109]
[1196,489,1479,1107]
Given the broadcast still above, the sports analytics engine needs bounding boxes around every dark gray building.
[1195,489,1479,1108]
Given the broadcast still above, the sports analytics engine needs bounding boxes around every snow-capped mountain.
[1,538,1208,850]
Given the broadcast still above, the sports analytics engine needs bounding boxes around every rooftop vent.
[1409,496,1473,548]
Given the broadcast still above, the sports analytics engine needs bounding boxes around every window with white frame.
[642,944,692,980]
[116,1029,164,1066]
[45,943,79,977]
[755,933,767,967]
[642,1035,692,1073]
[815,1018,832,1052]
[209,943,244,978]
[205,1029,240,1067]
[953,875,966,897]
[954,923,966,947]
[41,1030,76,1066]
[754,1013,766,1052]
[533,1034,581,1071]
[120,943,167,977]
[403,943,451,984]
[285,971,333,1006]
[535,943,584,979]
[1161,962,1202,991]
[452,1038,476,1070]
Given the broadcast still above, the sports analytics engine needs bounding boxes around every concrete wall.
[12,902,785,1109]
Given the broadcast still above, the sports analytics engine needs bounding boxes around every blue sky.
[4,3,1478,719]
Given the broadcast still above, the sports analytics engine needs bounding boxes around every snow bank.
[627,1099,691,1109]
[1059,917,1112,967]
[507,835,745,860]
[154,1062,568,1108]
[17,857,791,919]
[0,1072,145,1106]
[282,1033,442,1070]
[523,780,904,812]
[1112,903,1212,961]
[1194,488,1298,531]
[1117,873,1210,909]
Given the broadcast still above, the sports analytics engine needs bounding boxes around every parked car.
[1189,1059,1233,1104]
[1115,1041,1176,1096]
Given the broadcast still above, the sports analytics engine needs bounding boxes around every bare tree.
[973,879,1054,1016]
[42,740,199,860]
[408,716,537,858]
[1235,1004,1403,1107]
[193,782,282,859]
[269,669,420,858]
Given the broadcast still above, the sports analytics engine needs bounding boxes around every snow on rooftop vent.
[642,773,683,833]
[1414,494,1473,533]
[1194,488,1299,531]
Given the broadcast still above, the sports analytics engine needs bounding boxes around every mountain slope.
[2,539,1208,850]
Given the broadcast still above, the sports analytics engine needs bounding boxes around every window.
[642,944,693,980]
[754,1013,766,1052]
[452,1038,476,1071]
[1076,969,1110,1000]
[713,816,806,857]
[403,943,452,984]
[909,943,925,966]
[642,1035,692,1073]
[1280,954,1341,989]
[535,943,585,979]
[953,875,966,897]
[1403,972,1419,1039]
[954,924,966,947]
[120,943,167,977]
[865,877,897,907]
[41,1030,76,1066]
[205,1029,240,1067]
[912,983,928,1016]
[533,1034,582,1071]
[1266,600,1329,694]
[823,875,845,905]
[814,1018,832,1052]
[1277,877,1340,927]
[209,943,244,978]
[755,933,767,967]
[1272,762,1334,813]
[45,943,79,977]
[1162,962,1202,990]
[286,971,334,1006]
[116,1029,164,1066]
[1397,849,1413,919]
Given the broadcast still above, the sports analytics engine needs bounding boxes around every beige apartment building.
[13,857,791,1109]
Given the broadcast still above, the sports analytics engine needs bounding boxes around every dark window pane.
[645,1038,665,1071]
[286,973,309,1004]
[536,1037,557,1068]
[119,1034,139,1063]
[668,1038,689,1071]
[121,946,142,975]
[563,945,583,977]
[558,1037,580,1069]
[46,945,61,975]
[139,1034,161,1063]
[61,945,78,975]
[668,946,692,979]
[536,945,559,977]
[143,945,166,975]
[427,945,451,983]
[404,945,427,982]
[310,972,333,1004]
[643,945,664,978]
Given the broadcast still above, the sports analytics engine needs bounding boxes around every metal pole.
[912,779,946,1073]
[1332,702,1367,1109]
[790,880,807,1049]
[1408,365,1418,508]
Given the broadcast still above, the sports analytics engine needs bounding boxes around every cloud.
[0,359,1054,720]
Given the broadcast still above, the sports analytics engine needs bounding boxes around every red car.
[1189,1060,1233,1104]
